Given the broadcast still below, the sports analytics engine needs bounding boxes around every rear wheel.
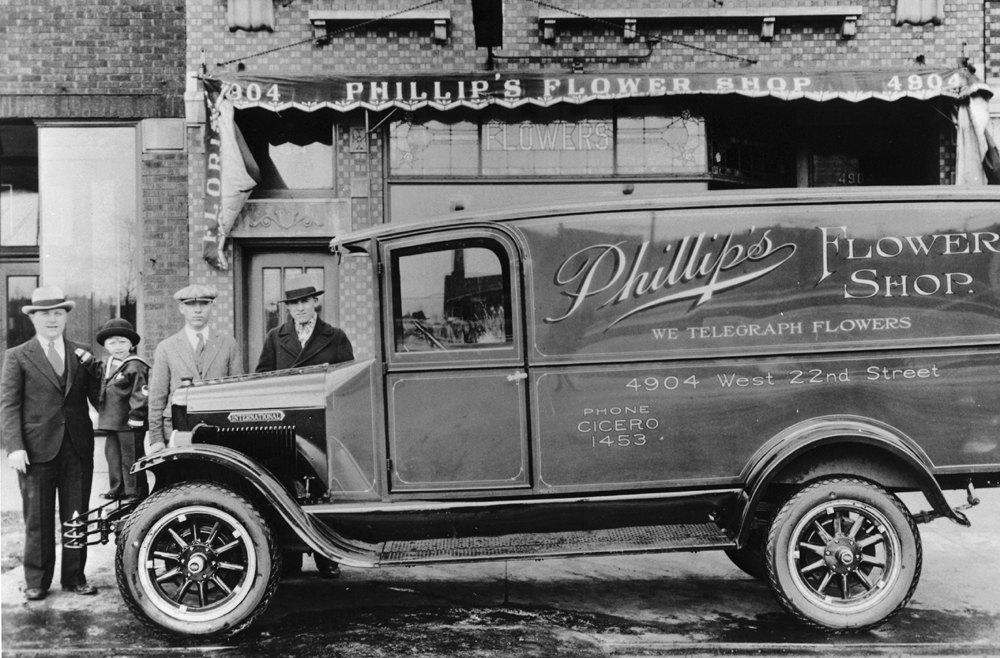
[116,482,281,636]
[765,477,921,631]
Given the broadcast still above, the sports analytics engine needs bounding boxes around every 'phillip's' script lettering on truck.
[69,187,1000,637]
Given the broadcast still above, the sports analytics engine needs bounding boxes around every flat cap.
[173,284,219,304]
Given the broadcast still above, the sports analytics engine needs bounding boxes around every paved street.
[2,479,998,657]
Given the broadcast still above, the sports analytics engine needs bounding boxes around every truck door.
[382,229,529,493]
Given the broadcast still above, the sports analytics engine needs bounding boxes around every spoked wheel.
[116,482,281,636]
[766,477,921,631]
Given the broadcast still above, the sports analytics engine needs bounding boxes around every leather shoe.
[62,584,97,595]
[24,588,47,601]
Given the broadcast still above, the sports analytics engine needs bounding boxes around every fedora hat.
[96,318,141,346]
[281,275,324,304]
[21,285,76,314]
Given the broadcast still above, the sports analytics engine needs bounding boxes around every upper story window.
[236,109,336,197]
[391,240,512,353]
[389,102,706,178]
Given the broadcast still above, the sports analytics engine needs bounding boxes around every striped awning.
[204,66,980,113]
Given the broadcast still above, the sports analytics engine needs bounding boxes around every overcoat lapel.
[297,325,331,366]
[25,338,62,390]
[277,323,302,361]
[174,332,201,376]
[200,334,226,375]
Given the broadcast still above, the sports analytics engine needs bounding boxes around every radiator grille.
[194,425,298,488]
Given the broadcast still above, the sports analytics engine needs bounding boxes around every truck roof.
[329,185,1000,250]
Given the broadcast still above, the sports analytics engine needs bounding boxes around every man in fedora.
[255,275,354,373]
[146,284,242,453]
[0,285,102,600]
[254,274,353,579]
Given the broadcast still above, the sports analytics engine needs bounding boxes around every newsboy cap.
[22,285,76,314]
[96,318,141,346]
[281,275,324,304]
[174,284,219,304]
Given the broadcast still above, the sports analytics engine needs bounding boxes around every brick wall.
[141,151,190,361]
[189,0,983,75]
[0,0,186,110]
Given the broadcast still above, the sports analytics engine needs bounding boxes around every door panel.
[246,250,338,370]
[383,229,530,493]
[388,370,529,490]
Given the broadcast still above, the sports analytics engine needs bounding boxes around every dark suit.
[0,336,102,590]
[255,318,354,372]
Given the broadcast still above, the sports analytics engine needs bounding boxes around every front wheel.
[765,477,921,631]
[115,482,281,636]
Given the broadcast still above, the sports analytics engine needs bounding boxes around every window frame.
[382,227,524,371]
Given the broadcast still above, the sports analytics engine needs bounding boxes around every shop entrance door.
[245,250,338,371]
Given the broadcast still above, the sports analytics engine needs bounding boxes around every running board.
[376,523,734,566]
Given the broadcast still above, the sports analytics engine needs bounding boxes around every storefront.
[196,66,991,364]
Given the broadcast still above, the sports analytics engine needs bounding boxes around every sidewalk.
[1,435,119,603]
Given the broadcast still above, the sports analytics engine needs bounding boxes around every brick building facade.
[1,0,187,360]
[182,0,998,367]
[2,0,997,370]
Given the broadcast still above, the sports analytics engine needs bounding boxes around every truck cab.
[79,187,1000,637]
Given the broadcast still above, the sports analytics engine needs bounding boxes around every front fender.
[132,445,378,568]
[734,415,969,545]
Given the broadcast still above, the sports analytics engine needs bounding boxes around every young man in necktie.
[253,274,354,578]
[254,275,354,373]
[145,284,242,455]
[0,285,102,601]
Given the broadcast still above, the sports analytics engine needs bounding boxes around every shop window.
[390,114,479,176]
[895,0,944,26]
[392,240,512,353]
[37,125,139,345]
[0,122,39,247]
[4,274,38,350]
[236,109,336,197]
[618,109,706,176]
[388,103,706,178]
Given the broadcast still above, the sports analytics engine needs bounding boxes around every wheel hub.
[824,535,861,574]
[181,546,217,582]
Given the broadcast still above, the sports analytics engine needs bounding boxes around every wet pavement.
[1,489,998,657]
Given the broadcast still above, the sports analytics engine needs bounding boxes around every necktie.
[47,341,64,377]
[196,333,206,355]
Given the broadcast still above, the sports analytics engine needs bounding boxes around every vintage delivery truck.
[70,186,1000,637]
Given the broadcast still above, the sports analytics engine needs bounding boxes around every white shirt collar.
[184,325,210,351]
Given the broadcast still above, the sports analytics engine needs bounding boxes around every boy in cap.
[0,285,102,600]
[146,284,242,453]
[255,274,354,373]
[95,318,150,502]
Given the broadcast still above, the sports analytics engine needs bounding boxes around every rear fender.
[133,445,377,568]
[734,415,969,546]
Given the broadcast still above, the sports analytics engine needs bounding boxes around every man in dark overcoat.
[254,275,354,373]
[0,285,102,600]
[253,275,353,578]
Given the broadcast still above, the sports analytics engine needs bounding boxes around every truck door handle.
[507,370,527,382]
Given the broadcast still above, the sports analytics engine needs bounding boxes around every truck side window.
[392,240,513,352]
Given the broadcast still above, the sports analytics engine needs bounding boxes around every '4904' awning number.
[225,83,281,103]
